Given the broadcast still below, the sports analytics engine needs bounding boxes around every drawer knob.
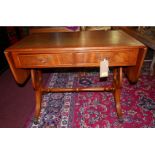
[38,58,48,63]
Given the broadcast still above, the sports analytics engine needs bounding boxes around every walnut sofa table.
[5,30,147,122]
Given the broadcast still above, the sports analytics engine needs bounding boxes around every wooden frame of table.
[5,30,147,123]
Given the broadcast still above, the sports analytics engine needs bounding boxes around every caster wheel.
[33,118,39,125]
[118,117,124,123]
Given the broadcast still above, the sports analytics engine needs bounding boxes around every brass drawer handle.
[38,57,48,64]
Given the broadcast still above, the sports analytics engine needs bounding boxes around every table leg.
[113,67,123,118]
[31,69,42,124]
[30,67,123,123]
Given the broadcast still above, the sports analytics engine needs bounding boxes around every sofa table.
[5,30,147,123]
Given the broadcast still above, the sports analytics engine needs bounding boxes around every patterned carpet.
[27,64,155,128]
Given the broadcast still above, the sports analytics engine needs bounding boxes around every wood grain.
[6,30,144,52]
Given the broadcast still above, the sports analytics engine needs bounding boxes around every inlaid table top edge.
[5,30,146,53]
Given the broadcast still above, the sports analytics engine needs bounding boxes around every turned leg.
[31,69,42,124]
[113,67,123,118]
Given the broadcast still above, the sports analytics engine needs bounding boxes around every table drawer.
[13,49,139,68]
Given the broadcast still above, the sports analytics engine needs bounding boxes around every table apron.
[12,49,139,68]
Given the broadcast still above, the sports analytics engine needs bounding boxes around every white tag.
[100,59,109,78]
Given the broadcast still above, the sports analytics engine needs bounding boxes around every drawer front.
[13,49,139,68]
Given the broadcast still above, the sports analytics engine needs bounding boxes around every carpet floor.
[27,66,155,128]
[0,69,50,127]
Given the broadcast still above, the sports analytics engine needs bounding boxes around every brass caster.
[118,117,124,123]
[33,117,39,125]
